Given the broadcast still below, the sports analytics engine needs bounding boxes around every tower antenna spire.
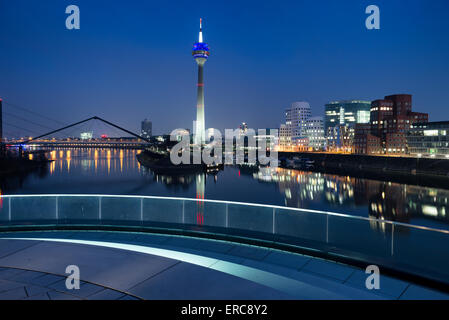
[199,18,203,43]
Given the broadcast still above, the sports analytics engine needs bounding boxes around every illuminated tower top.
[199,18,203,43]
[192,18,210,61]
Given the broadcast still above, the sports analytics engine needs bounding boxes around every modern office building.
[306,116,325,150]
[192,19,210,145]
[141,118,152,139]
[324,100,371,134]
[279,124,292,150]
[286,101,311,140]
[370,99,394,137]
[326,125,355,153]
[324,100,371,152]
[354,94,428,155]
[407,121,449,158]
[80,132,93,140]
[279,102,311,151]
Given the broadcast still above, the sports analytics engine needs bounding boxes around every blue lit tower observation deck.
[192,18,210,145]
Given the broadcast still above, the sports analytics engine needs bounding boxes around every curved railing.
[1,194,449,288]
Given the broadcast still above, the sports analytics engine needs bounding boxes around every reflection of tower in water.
[196,173,205,225]
[145,170,211,226]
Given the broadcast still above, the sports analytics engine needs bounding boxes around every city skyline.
[2,0,449,304]
[1,0,449,136]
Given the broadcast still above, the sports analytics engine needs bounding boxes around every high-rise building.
[286,102,311,140]
[324,100,371,134]
[354,94,428,155]
[141,118,152,139]
[324,100,371,152]
[306,116,325,150]
[369,99,394,137]
[279,102,311,151]
[192,18,210,145]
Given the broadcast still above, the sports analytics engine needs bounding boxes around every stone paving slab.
[344,269,409,299]
[0,241,179,291]
[0,232,448,300]
[0,268,138,300]
[128,261,293,300]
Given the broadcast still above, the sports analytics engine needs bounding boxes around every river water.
[1,148,449,231]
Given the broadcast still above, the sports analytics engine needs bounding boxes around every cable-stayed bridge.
[0,100,153,151]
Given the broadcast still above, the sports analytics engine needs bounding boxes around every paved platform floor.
[0,231,447,300]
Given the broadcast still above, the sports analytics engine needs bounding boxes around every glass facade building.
[324,100,371,134]
[407,121,449,158]
[325,100,371,152]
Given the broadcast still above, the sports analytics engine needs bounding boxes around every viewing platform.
[0,195,448,300]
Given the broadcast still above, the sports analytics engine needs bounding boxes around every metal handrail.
[1,194,448,235]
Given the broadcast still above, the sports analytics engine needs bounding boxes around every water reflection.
[1,148,449,232]
[250,167,449,229]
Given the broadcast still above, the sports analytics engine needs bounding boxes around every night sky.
[1,0,449,137]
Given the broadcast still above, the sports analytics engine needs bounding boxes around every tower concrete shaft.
[195,59,206,145]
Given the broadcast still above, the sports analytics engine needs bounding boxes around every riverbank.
[279,152,449,189]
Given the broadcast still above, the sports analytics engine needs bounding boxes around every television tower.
[192,18,210,145]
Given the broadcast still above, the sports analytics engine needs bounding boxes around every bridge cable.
[2,101,68,126]
[2,111,56,131]
[3,121,41,135]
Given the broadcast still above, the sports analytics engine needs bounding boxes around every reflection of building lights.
[107,150,111,174]
[94,150,98,172]
[120,149,124,172]
[422,205,438,217]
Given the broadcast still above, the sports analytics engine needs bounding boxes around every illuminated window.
[424,130,439,136]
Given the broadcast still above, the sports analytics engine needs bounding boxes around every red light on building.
[101,134,108,139]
